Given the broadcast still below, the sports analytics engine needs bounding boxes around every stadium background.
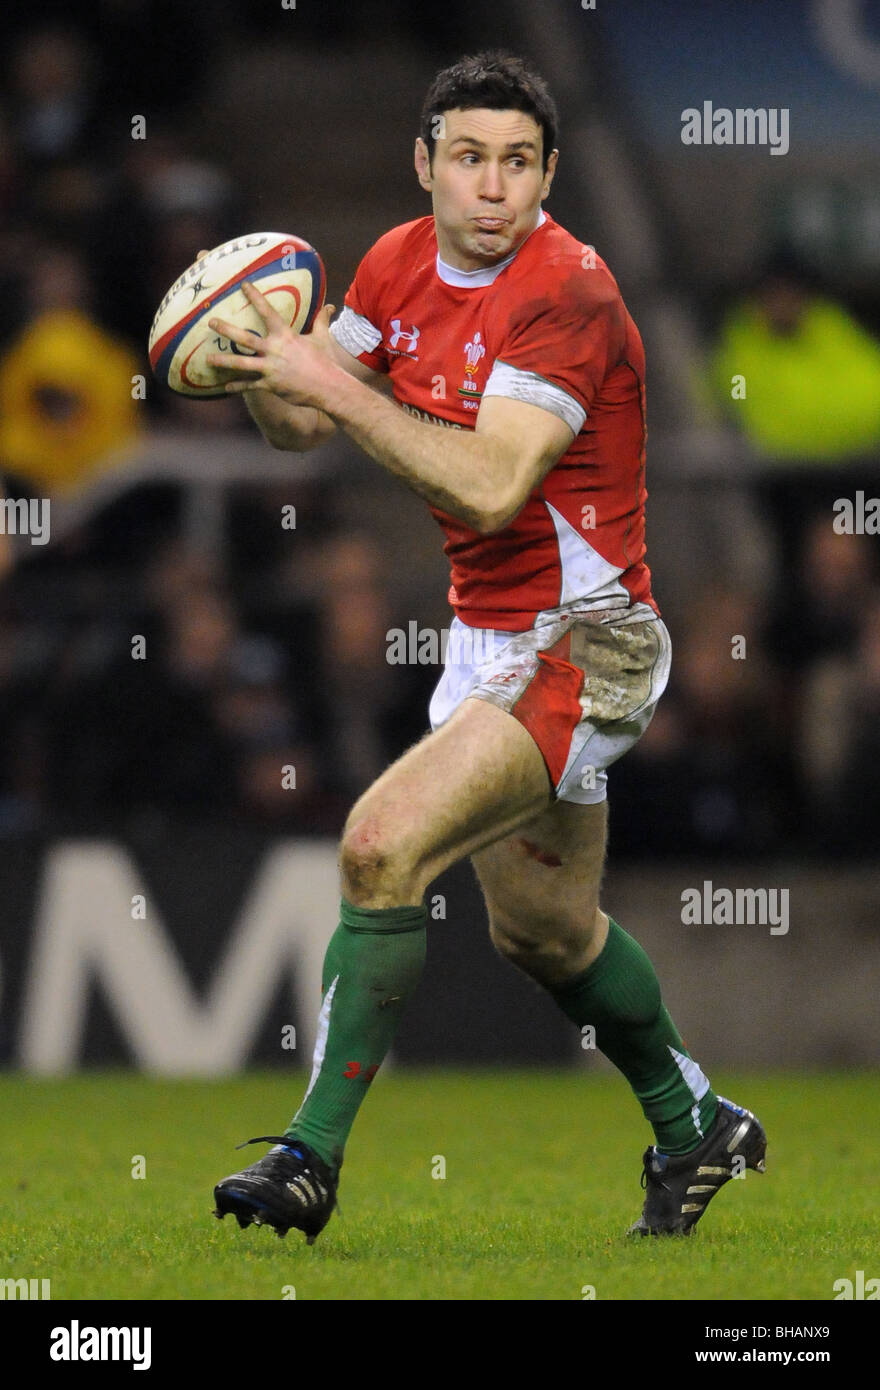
[0,0,879,1079]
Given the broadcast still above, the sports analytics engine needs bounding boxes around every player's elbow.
[472,492,523,535]
[469,448,531,533]
[473,509,511,536]
[265,428,304,453]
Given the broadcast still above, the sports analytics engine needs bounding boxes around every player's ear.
[414,137,433,192]
[541,149,559,200]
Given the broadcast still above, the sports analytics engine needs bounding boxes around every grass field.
[2,1069,877,1301]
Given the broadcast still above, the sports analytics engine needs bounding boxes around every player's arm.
[207,285,573,532]
[318,383,572,533]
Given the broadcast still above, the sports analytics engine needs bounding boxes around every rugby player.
[208,51,766,1243]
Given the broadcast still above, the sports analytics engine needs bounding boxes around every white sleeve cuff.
[482,359,586,435]
[330,306,383,358]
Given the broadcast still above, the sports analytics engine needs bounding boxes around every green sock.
[285,897,427,1173]
[548,917,717,1154]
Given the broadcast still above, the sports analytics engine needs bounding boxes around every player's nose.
[477,162,506,199]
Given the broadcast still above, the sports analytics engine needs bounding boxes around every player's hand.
[205,281,339,406]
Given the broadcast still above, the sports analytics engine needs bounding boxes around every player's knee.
[489,916,544,962]
[339,819,393,896]
[339,816,422,901]
[489,910,592,978]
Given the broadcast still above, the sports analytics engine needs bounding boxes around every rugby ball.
[148,232,325,396]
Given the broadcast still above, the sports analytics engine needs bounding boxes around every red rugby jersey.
[329,210,658,631]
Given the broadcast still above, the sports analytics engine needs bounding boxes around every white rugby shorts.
[428,606,672,804]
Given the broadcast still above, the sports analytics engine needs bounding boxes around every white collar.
[436,208,547,287]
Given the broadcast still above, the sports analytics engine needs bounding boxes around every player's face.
[415,108,557,271]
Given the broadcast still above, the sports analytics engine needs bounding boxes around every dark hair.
[420,51,558,172]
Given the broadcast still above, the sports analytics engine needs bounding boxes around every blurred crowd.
[612,521,880,859]
[0,13,254,493]
[0,10,877,858]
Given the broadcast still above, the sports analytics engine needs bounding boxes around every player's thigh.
[470,797,608,940]
[342,694,554,882]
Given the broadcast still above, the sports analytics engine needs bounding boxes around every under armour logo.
[389,319,420,351]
